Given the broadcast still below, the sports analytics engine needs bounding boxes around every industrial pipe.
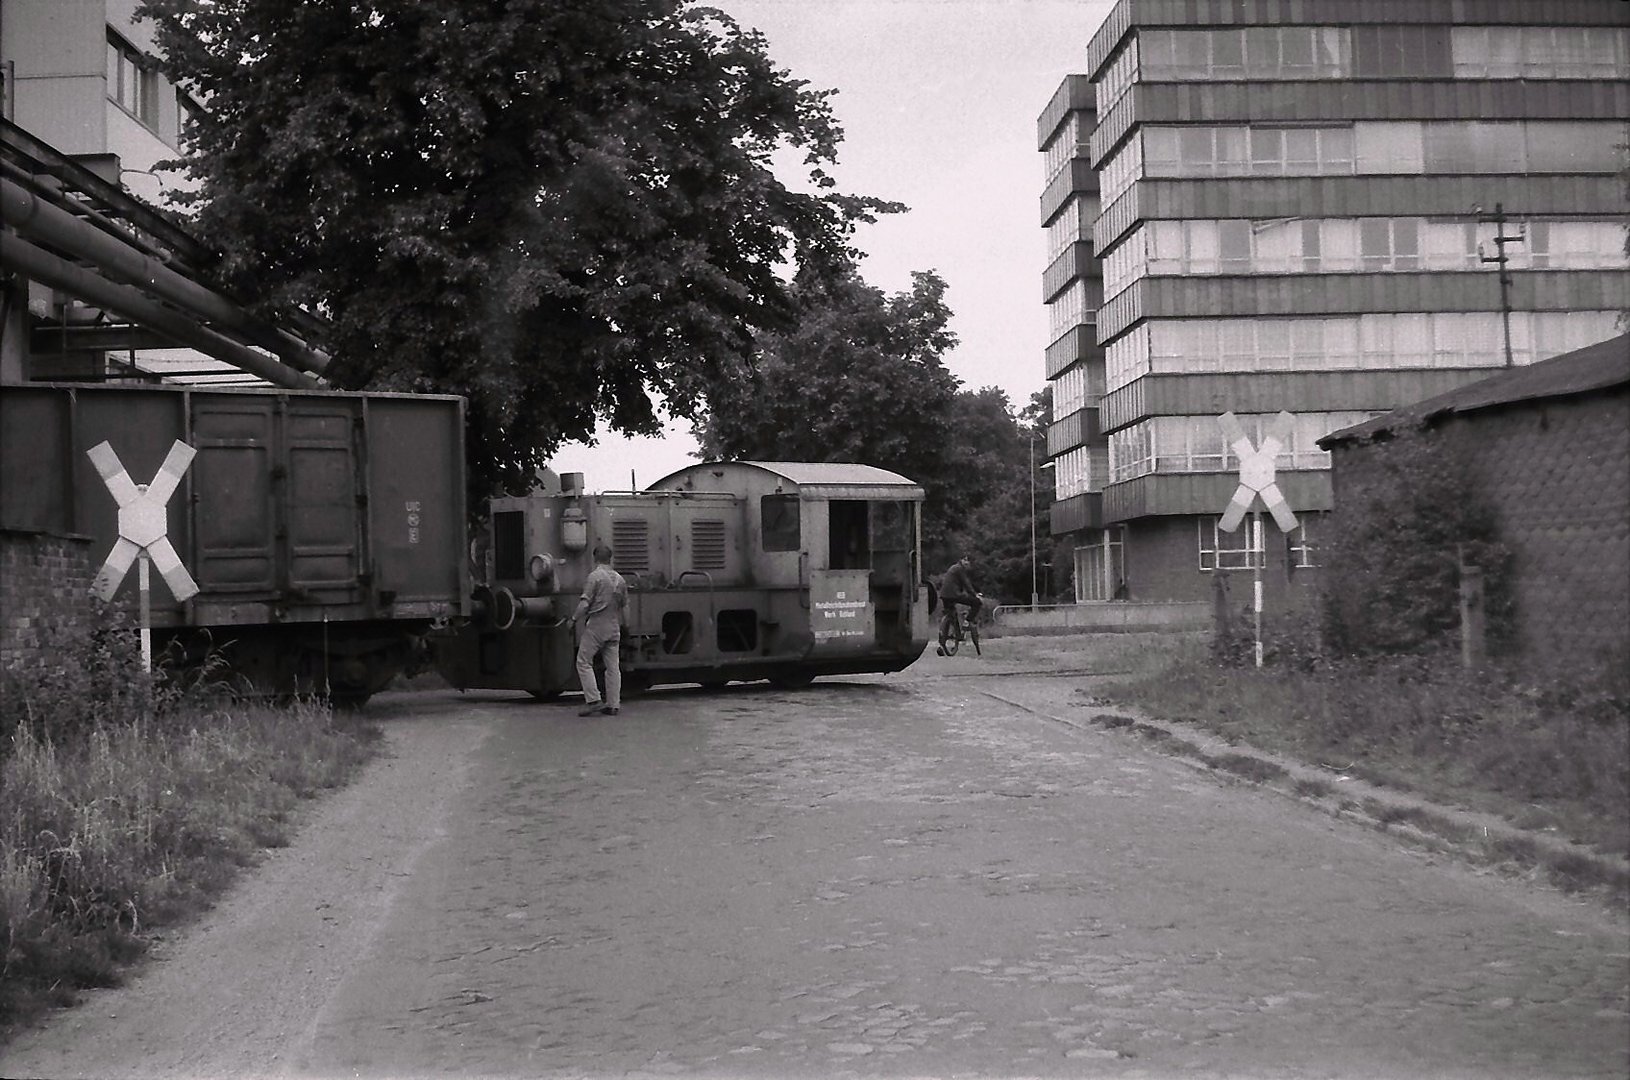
[1,232,321,389]
[1,177,331,375]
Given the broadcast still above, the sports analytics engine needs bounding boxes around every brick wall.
[1124,513,1323,612]
[1440,390,1630,667]
[0,529,96,671]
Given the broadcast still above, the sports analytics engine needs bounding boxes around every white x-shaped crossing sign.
[87,440,200,602]
[1218,411,1300,534]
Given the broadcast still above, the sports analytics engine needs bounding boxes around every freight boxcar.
[0,382,469,703]
[433,461,932,697]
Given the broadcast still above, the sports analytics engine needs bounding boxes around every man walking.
[575,542,628,716]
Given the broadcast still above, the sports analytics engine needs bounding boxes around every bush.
[1319,429,1514,657]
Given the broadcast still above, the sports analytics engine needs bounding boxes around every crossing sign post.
[87,440,199,671]
[1217,412,1299,669]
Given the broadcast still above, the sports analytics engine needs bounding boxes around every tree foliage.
[139,0,897,496]
[1319,429,1513,656]
[695,267,964,549]
[939,388,1057,605]
[695,268,1053,600]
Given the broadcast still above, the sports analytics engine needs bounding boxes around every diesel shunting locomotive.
[433,460,933,697]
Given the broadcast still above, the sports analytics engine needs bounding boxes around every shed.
[1319,334,1630,668]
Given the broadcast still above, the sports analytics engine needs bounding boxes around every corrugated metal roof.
[1320,333,1630,447]
[651,461,924,498]
[744,461,920,489]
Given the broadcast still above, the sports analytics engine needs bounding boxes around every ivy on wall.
[1319,428,1513,657]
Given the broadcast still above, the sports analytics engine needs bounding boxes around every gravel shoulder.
[0,695,488,1080]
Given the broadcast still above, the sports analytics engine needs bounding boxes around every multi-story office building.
[1041,0,1630,604]
[1,0,289,385]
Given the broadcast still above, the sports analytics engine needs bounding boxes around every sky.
[548,0,1118,489]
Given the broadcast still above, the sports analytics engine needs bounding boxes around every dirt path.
[0,695,487,1080]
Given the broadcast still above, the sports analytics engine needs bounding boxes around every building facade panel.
[1043,241,1101,303]
[1049,492,1103,535]
[1104,470,1333,523]
[1047,405,1104,457]
[1099,271,1628,343]
[1045,324,1101,380]
[1097,174,1628,254]
[1040,159,1100,226]
[1036,74,1095,149]
[1094,80,1630,162]
[1084,0,1627,80]
[1100,368,1499,434]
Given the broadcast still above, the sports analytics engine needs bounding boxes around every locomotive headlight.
[527,552,555,584]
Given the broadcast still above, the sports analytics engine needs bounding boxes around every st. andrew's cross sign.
[1217,411,1300,534]
[87,439,199,672]
[87,439,200,603]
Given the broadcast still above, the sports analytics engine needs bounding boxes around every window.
[1099,134,1144,206]
[1199,517,1264,572]
[1048,280,1091,339]
[1096,38,1140,115]
[1076,527,1126,602]
[1120,311,1621,385]
[1046,196,1097,262]
[106,31,159,128]
[1144,124,1358,179]
[760,494,800,552]
[492,511,525,581]
[1288,516,1320,569]
[1053,363,1088,416]
[1452,26,1630,80]
[1140,28,1350,81]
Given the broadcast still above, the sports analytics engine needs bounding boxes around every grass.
[1088,635,1630,892]
[0,615,383,1034]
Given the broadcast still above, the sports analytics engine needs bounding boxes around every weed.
[0,619,381,1031]
[1293,778,1334,800]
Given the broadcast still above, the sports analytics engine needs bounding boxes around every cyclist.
[937,555,983,653]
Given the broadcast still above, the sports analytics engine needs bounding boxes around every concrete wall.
[2,0,107,155]
[0,528,95,671]
[1120,513,1325,609]
[991,600,1208,633]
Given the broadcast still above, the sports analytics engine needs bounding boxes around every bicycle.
[936,594,982,657]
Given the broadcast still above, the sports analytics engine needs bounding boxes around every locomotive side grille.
[612,518,650,572]
[691,519,727,570]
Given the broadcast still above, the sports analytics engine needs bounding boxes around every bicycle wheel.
[940,613,961,656]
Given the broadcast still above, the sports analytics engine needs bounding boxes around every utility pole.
[1477,203,1524,368]
[1029,434,1039,611]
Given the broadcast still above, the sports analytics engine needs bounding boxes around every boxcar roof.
[651,461,924,500]
[1320,332,1630,447]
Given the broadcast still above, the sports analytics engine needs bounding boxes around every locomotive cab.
[433,461,931,698]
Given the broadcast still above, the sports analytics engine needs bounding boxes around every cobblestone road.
[304,655,1629,1078]
[4,645,1626,1079]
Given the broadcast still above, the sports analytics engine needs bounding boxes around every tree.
[695,268,1055,600]
[939,387,1056,605]
[139,0,897,496]
[694,267,970,554]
